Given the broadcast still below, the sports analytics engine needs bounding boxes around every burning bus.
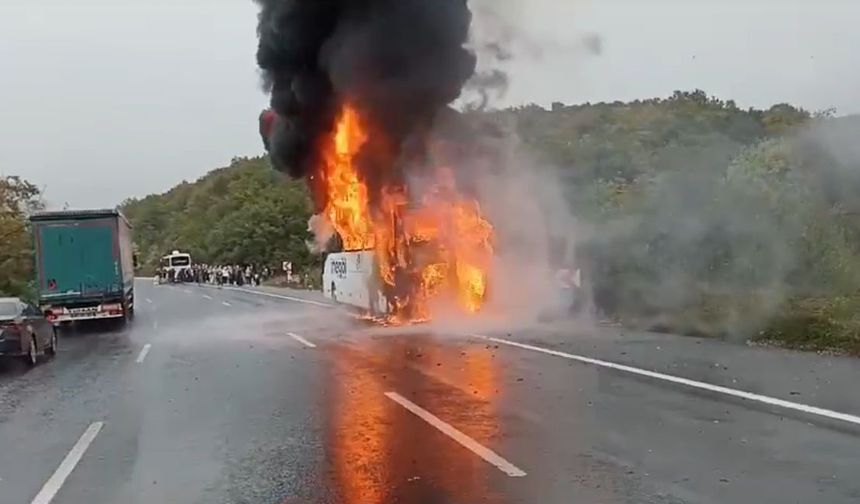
[262,106,493,323]
[322,250,388,316]
[255,0,495,324]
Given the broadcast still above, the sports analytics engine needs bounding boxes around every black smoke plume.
[255,0,477,199]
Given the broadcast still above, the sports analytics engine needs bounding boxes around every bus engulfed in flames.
[318,104,494,324]
[255,0,493,325]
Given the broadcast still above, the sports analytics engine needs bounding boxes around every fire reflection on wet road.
[8,283,859,504]
[322,334,507,504]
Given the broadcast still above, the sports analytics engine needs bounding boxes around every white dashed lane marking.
[385,392,526,477]
[135,344,152,364]
[30,422,104,504]
[287,332,316,348]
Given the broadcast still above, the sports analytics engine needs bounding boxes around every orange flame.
[321,104,494,323]
[322,105,373,251]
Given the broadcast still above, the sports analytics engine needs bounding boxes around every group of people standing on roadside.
[199,264,273,286]
[161,264,273,287]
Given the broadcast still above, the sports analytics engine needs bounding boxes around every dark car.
[0,297,57,366]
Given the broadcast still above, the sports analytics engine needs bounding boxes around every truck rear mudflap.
[43,302,126,324]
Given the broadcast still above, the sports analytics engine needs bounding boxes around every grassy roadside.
[606,293,860,357]
[755,296,860,356]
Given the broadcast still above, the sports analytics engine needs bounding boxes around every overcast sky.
[1,0,858,209]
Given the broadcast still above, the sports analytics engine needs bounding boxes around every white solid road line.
[212,285,332,308]
[30,421,104,504]
[249,289,332,307]
[222,301,232,307]
[136,344,152,363]
[202,294,213,300]
[145,298,153,304]
[475,334,860,427]
[385,392,527,477]
[287,332,317,348]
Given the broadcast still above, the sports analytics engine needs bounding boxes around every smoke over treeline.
[255,0,477,204]
[507,93,860,351]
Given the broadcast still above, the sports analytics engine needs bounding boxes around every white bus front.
[160,251,192,283]
[323,250,389,316]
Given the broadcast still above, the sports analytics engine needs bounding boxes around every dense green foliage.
[497,91,859,353]
[0,176,43,300]
[114,90,860,354]
[121,157,319,279]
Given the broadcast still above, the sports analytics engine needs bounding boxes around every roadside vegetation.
[500,90,860,354]
[121,158,321,284]
[60,90,860,355]
[0,176,43,301]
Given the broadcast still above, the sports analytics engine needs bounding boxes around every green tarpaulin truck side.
[30,209,135,324]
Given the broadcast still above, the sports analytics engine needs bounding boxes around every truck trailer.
[30,209,136,325]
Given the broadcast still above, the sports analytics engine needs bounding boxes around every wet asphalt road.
[1,280,859,504]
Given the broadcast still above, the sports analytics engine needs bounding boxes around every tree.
[122,157,316,275]
[0,176,43,299]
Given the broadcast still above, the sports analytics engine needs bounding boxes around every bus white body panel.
[160,250,193,282]
[323,250,389,315]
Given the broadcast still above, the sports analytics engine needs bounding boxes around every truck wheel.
[24,334,38,367]
[46,328,58,357]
